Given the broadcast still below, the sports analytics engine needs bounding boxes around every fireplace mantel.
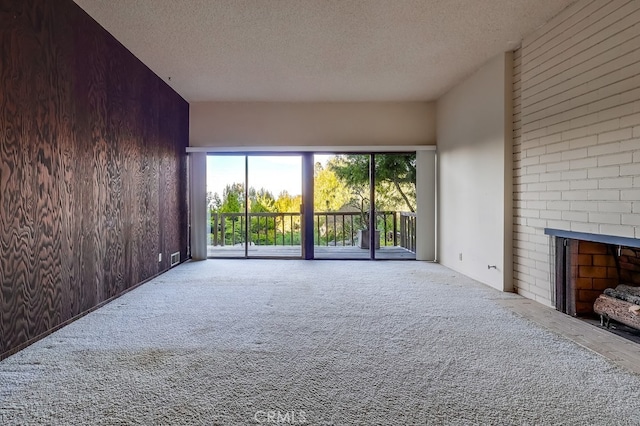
[544,228,640,249]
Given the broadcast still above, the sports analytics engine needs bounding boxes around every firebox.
[545,229,640,333]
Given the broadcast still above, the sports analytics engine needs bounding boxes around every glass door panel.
[314,154,371,259]
[374,153,417,260]
[247,156,302,258]
[207,155,247,258]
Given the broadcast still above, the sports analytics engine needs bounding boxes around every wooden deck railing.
[399,212,417,252]
[209,211,417,252]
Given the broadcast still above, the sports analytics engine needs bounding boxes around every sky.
[206,154,335,198]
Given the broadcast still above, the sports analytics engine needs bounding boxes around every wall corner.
[503,51,515,292]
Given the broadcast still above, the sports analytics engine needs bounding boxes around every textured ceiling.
[72,0,576,102]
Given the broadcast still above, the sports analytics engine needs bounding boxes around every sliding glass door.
[312,153,416,260]
[313,154,371,259]
[207,155,247,258]
[247,156,302,258]
[207,154,302,258]
[373,153,417,260]
[206,152,416,260]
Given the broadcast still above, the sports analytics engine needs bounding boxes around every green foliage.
[211,184,278,214]
[207,154,416,247]
[219,183,245,213]
[208,192,222,211]
[210,183,300,246]
[274,191,302,213]
[249,188,275,213]
[330,154,416,212]
[313,162,352,212]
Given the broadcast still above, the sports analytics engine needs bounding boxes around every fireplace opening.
[553,236,640,343]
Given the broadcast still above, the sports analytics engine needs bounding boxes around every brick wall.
[570,240,619,314]
[513,0,640,306]
[567,240,640,315]
[619,247,640,284]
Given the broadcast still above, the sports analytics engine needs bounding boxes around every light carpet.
[1,260,640,425]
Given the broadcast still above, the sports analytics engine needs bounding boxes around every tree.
[274,190,302,213]
[330,154,416,212]
[313,161,352,212]
[207,191,222,211]
[249,188,275,213]
[219,183,245,213]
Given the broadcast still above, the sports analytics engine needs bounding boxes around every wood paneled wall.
[0,0,189,359]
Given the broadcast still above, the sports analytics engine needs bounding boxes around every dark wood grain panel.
[0,0,188,359]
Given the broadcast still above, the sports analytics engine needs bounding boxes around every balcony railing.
[399,212,416,253]
[208,211,417,252]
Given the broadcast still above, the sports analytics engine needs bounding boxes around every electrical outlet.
[459,253,463,261]
[158,253,162,262]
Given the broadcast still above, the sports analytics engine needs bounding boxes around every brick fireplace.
[549,229,640,319]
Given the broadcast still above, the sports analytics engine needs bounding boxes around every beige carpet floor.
[1,260,640,425]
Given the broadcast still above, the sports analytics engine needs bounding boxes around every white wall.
[437,52,513,292]
[190,102,435,147]
[416,150,436,261]
[513,0,640,306]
